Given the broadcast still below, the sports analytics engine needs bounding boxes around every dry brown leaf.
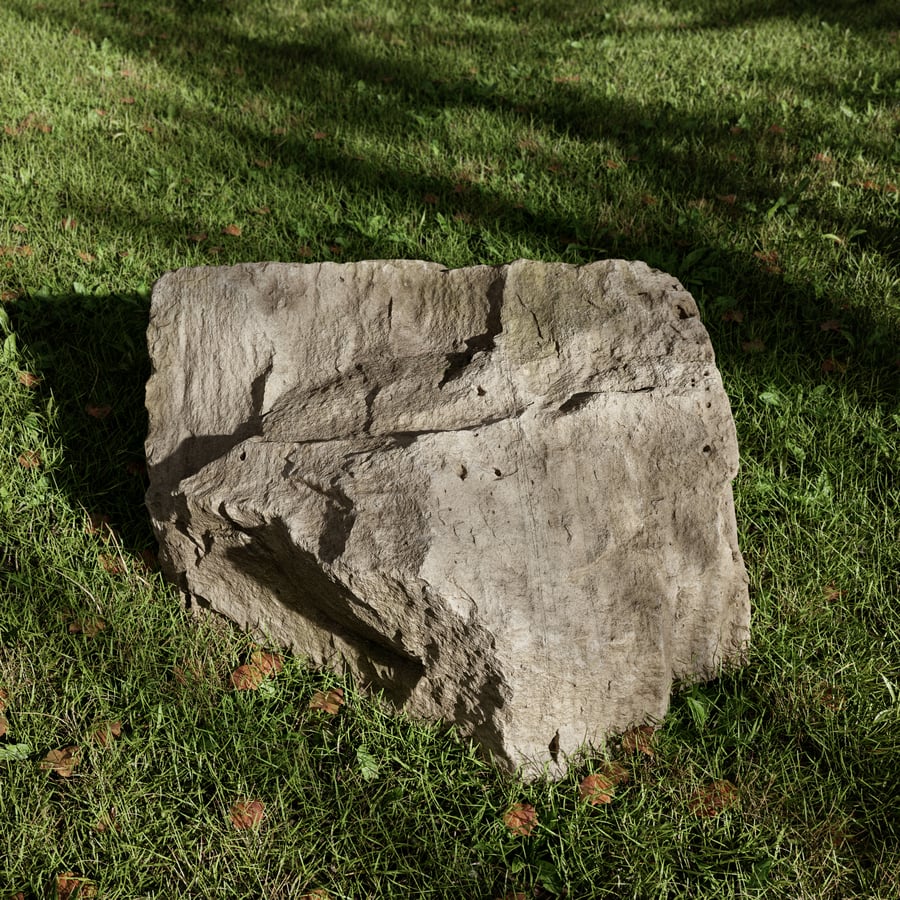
[721,308,744,323]
[68,617,106,637]
[120,96,135,104]
[689,779,739,817]
[12,223,27,233]
[313,130,328,140]
[299,890,332,900]
[579,763,629,805]
[250,649,284,676]
[60,218,78,230]
[85,512,113,537]
[820,319,843,332]
[0,244,32,256]
[502,801,538,836]
[741,339,766,353]
[92,720,122,747]
[0,687,8,711]
[17,371,42,388]
[41,746,81,777]
[18,450,41,469]
[309,687,344,714]
[823,583,845,602]
[621,724,656,758]
[187,231,208,242]
[250,206,271,215]
[423,193,439,205]
[1,290,21,301]
[55,872,96,900]
[230,798,265,829]
[77,251,96,263]
[231,663,265,691]
[94,806,121,833]
[0,713,8,738]
[222,224,242,237]
[822,358,847,374]
[85,403,112,419]
[99,553,126,575]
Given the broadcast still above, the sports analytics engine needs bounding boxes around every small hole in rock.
[239,451,247,461]
[493,468,502,477]
[476,385,486,396]
[458,464,468,480]
[702,445,711,454]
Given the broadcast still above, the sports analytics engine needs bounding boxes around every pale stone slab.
[145,259,749,777]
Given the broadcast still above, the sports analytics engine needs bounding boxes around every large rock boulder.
[145,259,749,777]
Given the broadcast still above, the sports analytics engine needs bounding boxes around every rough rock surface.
[145,259,749,777]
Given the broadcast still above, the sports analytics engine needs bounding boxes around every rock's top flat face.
[146,259,749,777]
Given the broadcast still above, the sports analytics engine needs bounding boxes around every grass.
[0,0,898,896]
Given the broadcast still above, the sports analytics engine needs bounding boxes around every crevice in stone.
[438,274,504,387]
[363,386,380,433]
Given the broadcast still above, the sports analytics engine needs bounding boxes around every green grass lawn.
[1,0,898,896]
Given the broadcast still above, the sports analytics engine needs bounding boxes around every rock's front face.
[145,259,749,777]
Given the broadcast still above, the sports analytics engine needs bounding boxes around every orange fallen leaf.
[313,130,328,140]
[689,779,738,817]
[729,125,744,135]
[18,371,42,387]
[1,290,20,301]
[579,763,629,805]
[252,158,272,168]
[222,224,242,237]
[78,251,96,263]
[230,798,266,829]
[120,96,135,104]
[718,194,737,205]
[0,713,8,738]
[92,720,122,747]
[85,403,112,419]
[230,663,265,691]
[0,687,8,711]
[309,686,345,714]
[12,223,27,233]
[250,649,284,677]
[621,724,656,757]
[823,583,844,602]
[60,218,78,230]
[503,802,538,836]
[18,450,41,468]
[0,244,32,256]
[95,108,108,116]
[766,124,785,135]
[605,159,621,169]
[249,206,270,215]
[187,232,208,242]
[41,746,81,777]
[99,553,126,574]
[68,617,106,636]
[55,873,96,899]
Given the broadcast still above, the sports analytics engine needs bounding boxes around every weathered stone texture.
[145,259,749,777]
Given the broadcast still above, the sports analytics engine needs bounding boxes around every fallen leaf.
[93,807,121,833]
[721,308,744,323]
[99,554,125,574]
[423,193,439,205]
[1,290,20,301]
[766,124,785,135]
[230,663,265,691]
[689,779,738,817]
[823,583,844,602]
[18,371,42,387]
[820,319,842,331]
[621,724,656,757]
[41,746,81,777]
[812,152,832,165]
[821,357,847,373]
[0,713,7,738]
[0,245,32,256]
[68,617,106,636]
[553,74,580,83]
[95,109,108,116]
[579,772,616,805]
[729,125,744,135]
[250,649,284,676]
[12,223,27,233]
[503,802,537,836]
[741,339,765,353]
[605,159,620,169]
[753,249,782,274]
[55,873,96,899]
[718,194,737,205]
[92,720,122,747]
[818,683,845,711]
[18,450,41,468]
[249,206,270,215]
[222,224,242,237]
[313,130,328,140]
[299,891,332,900]
[496,894,527,900]
[297,245,313,258]
[0,687,8,711]
[78,251,96,263]
[187,232,207,242]
[230,798,265,829]
[309,686,345,714]
[85,403,112,419]
[252,158,272,168]
[85,512,112,537]
[120,96,135,104]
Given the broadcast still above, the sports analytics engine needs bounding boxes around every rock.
[145,259,749,777]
